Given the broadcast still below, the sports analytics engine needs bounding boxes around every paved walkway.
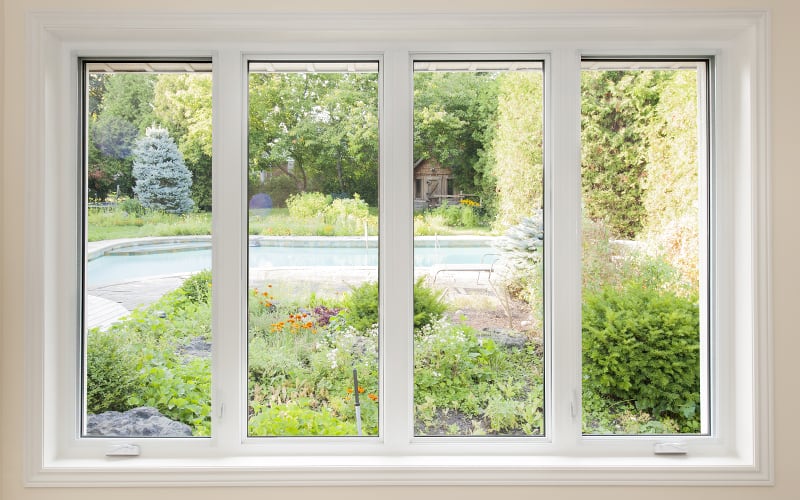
[86,295,130,331]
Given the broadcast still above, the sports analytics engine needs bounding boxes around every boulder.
[86,406,193,437]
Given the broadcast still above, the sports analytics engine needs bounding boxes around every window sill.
[29,452,770,486]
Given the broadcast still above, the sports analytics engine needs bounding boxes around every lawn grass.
[88,206,494,241]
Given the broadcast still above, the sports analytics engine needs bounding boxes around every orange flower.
[368,393,378,402]
[357,386,365,394]
[346,387,353,394]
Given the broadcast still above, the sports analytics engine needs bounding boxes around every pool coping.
[88,234,499,260]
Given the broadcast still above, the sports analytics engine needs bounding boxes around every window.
[25,10,771,486]
[580,60,709,436]
[412,59,544,437]
[246,61,380,437]
[82,60,214,438]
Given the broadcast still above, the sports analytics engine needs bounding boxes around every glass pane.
[412,61,545,436]
[83,62,213,437]
[247,61,380,437]
[580,61,707,435]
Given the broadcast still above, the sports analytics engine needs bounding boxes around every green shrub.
[340,281,379,332]
[428,203,483,228]
[323,193,370,225]
[117,197,146,216]
[412,278,448,330]
[341,279,446,333]
[181,269,212,304]
[286,191,331,218]
[582,283,700,430]
[86,327,139,414]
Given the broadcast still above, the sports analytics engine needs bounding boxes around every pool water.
[87,244,494,287]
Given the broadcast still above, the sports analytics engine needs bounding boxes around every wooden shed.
[413,158,454,208]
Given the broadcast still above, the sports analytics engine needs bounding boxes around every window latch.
[105,443,140,457]
[654,442,688,455]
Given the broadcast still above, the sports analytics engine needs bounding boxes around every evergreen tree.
[132,126,194,214]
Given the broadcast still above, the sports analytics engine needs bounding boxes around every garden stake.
[353,368,362,436]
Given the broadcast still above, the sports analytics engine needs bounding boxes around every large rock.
[86,406,193,437]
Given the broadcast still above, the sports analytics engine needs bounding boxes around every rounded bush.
[86,328,139,414]
[342,279,446,333]
[582,283,700,426]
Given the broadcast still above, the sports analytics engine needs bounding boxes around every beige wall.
[3,0,798,498]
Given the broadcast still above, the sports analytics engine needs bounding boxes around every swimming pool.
[87,237,497,287]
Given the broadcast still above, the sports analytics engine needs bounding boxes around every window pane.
[247,61,380,437]
[412,61,545,437]
[83,61,213,437]
[580,61,707,435]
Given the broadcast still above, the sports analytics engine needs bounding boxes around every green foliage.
[427,203,483,228]
[248,71,380,206]
[642,70,701,289]
[340,281,380,332]
[247,285,378,436]
[86,73,157,199]
[286,191,332,218]
[153,74,213,211]
[412,278,449,331]
[581,70,669,239]
[127,349,212,436]
[323,193,370,225]
[248,401,358,436]
[180,269,212,304]
[86,286,213,435]
[582,218,687,296]
[414,319,544,435]
[117,197,146,216]
[582,282,700,431]
[98,73,157,133]
[85,327,139,414]
[413,71,500,204]
[340,279,447,333]
[489,72,544,230]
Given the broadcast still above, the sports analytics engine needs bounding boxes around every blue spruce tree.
[132,126,194,214]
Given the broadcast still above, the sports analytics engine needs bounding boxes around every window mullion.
[548,47,583,451]
[212,48,247,449]
[380,49,415,451]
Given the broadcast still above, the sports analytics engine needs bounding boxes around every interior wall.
[2,0,797,499]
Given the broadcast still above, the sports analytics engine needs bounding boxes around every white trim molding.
[24,9,772,486]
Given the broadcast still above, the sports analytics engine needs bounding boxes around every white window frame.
[23,10,772,486]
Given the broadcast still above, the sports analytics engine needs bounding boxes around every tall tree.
[153,74,213,210]
[488,71,544,230]
[413,71,499,201]
[642,70,700,287]
[580,70,666,239]
[248,71,380,206]
[132,126,194,214]
[88,73,157,198]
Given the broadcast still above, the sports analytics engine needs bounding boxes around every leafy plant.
[180,269,212,304]
[341,279,447,333]
[248,401,357,436]
[85,327,139,414]
[582,282,700,431]
[286,191,332,218]
[128,350,212,436]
